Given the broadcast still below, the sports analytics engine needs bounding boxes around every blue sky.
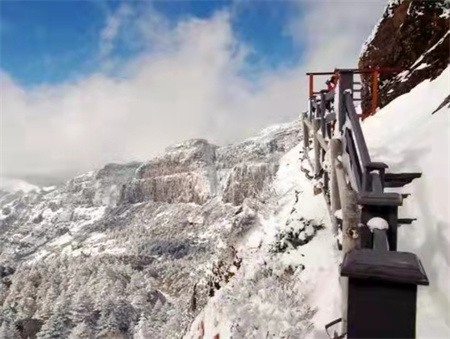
[0,0,301,86]
[1,0,385,178]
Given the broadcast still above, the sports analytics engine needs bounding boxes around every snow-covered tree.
[70,289,94,325]
[97,312,123,339]
[133,314,151,339]
[37,292,71,339]
[0,318,19,339]
[68,321,93,339]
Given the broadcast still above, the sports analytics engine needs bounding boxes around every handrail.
[302,68,427,339]
[344,93,371,168]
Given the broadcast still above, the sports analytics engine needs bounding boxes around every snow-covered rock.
[0,120,302,338]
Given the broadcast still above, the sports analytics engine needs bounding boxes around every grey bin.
[341,249,429,339]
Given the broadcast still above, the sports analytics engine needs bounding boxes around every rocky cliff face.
[359,0,449,113]
[0,121,300,338]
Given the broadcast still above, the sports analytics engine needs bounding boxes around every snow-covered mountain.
[0,121,304,338]
[0,178,40,195]
[1,1,448,338]
[182,68,450,339]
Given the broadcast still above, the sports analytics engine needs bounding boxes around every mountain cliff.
[0,121,303,338]
[359,0,449,114]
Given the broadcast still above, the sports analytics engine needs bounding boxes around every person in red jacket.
[326,75,337,91]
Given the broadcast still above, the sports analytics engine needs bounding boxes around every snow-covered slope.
[185,142,341,338]
[0,121,303,338]
[183,69,450,339]
[363,66,450,337]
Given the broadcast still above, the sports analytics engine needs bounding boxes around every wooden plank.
[373,229,389,251]
[315,131,329,151]
[344,131,362,191]
[345,94,371,167]
[335,158,360,335]
[341,153,359,193]
[302,118,310,151]
[330,139,342,236]
[313,119,321,177]
[357,192,402,206]
[304,118,313,131]
[384,173,422,188]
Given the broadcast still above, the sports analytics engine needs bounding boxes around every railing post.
[335,154,360,336]
[313,118,321,177]
[309,96,315,121]
[337,70,354,133]
[320,91,327,137]
[329,139,342,236]
[302,112,309,151]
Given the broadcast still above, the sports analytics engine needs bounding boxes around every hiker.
[325,75,338,137]
[326,75,337,91]
[324,75,337,112]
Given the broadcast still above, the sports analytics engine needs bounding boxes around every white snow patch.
[0,177,39,193]
[185,143,341,338]
[415,63,429,70]
[363,66,450,336]
[367,217,389,230]
[49,233,73,247]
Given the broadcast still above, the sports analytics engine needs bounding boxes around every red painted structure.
[306,68,403,118]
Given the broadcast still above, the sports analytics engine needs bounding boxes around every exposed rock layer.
[359,0,449,113]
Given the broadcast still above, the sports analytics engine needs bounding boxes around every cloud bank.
[0,1,386,179]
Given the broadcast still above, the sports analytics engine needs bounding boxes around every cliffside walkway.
[301,69,429,339]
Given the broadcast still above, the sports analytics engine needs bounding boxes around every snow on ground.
[363,66,450,337]
[185,143,341,338]
[185,67,449,338]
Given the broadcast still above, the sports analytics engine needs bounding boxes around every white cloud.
[0,1,386,180]
[100,3,133,58]
[290,0,387,69]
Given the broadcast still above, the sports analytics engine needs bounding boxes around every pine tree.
[71,289,94,325]
[97,312,122,339]
[37,292,71,339]
[0,319,19,339]
[112,298,132,332]
[130,289,148,317]
[133,314,151,339]
[36,315,67,339]
[68,321,93,339]
[36,284,59,320]
[150,299,162,323]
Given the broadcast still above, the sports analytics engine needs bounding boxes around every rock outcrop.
[120,122,300,206]
[359,0,449,113]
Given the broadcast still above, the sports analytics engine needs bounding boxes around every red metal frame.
[306,68,403,118]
